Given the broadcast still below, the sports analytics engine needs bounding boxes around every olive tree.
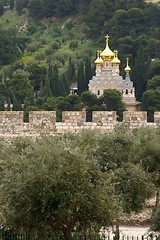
[0,133,119,240]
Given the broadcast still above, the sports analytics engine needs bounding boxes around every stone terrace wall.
[0,111,159,137]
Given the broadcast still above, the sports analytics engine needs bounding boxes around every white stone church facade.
[88,35,141,111]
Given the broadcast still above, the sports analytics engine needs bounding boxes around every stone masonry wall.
[0,111,159,137]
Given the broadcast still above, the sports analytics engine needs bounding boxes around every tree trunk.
[63,228,73,240]
[114,222,120,240]
[155,189,160,207]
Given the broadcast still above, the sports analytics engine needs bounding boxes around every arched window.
[125,89,128,94]
[97,90,100,95]
[131,89,133,94]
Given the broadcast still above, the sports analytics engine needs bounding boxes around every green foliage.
[129,127,160,189]
[69,40,78,50]
[0,0,4,16]
[142,89,160,121]
[0,135,119,239]
[95,127,134,172]
[151,204,160,232]
[0,28,20,65]
[113,163,154,213]
[103,89,125,120]
[147,75,160,90]
[9,0,14,10]
[8,71,34,107]
[77,62,86,95]
[149,59,160,78]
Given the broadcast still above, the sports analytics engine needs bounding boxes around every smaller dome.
[100,34,114,61]
[94,50,104,65]
[111,50,121,65]
[125,57,131,72]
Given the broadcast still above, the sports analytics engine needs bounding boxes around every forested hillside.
[0,0,160,121]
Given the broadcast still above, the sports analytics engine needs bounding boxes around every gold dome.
[100,34,114,61]
[94,50,104,65]
[125,57,131,72]
[111,50,121,65]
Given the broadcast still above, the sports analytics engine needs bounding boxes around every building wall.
[0,111,159,137]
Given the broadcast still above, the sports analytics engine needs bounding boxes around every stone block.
[62,111,86,126]
[92,111,117,124]
[123,111,147,123]
[29,111,56,126]
[0,111,23,124]
[154,112,160,124]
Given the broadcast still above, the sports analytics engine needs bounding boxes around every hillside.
[0,0,160,115]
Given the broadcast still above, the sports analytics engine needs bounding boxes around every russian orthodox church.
[88,35,141,111]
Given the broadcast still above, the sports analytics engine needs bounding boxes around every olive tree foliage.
[113,162,154,214]
[151,203,160,232]
[0,133,120,240]
[129,127,160,206]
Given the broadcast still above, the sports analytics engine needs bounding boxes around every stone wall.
[0,110,159,137]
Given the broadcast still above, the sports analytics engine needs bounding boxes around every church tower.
[88,35,141,111]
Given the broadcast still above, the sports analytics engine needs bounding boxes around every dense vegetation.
[0,127,160,239]
[0,0,160,120]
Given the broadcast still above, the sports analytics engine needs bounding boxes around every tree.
[131,45,148,101]
[8,71,34,109]
[0,0,4,16]
[66,58,76,85]
[151,204,160,232]
[103,89,125,120]
[0,28,20,65]
[114,163,153,214]
[0,135,119,240]
[147,75,160,90]
[129,127,160,206]
[141,89,160,121]
[149,59,160,79]
[77,62,86,95]
[27,62,47,96]
[95,126,134,173]
[48,64,60,97]
[85,58,92,90]
[9,0,14,10]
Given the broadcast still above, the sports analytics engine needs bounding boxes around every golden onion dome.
[100,34,114,61]
[125,57,131,72]
[94,50,104,65]
[111,50,121,65]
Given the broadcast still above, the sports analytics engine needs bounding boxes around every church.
[88,35,141,111]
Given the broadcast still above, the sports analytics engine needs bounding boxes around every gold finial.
[111,50,120,64]
[100,34,114,60]
[125,57,131,72]
[106,34,109,45]
[95,50,103,65]
[115,50,118,58]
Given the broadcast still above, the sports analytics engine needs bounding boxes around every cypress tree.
[67,58,76,84]
[10,0,14,10]
[131,46,149,101]
[48,64,60,97]
[85,58,92,91]
[0,0,4,16]
[77,62,86,95]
